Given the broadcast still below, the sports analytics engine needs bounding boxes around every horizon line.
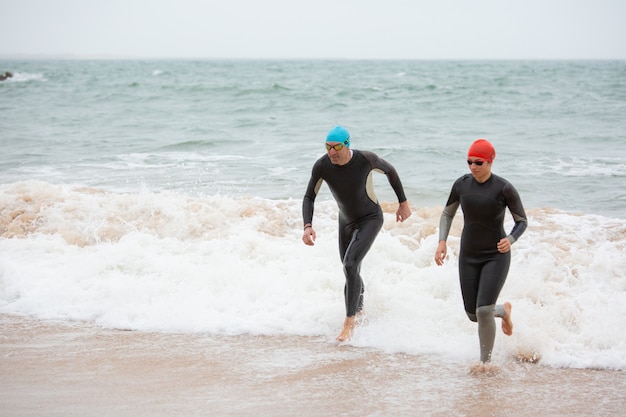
[2,54,625,62]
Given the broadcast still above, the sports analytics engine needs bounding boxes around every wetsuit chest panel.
[459,175,508,256]
[322,151,380,222]
[303,149,406,227]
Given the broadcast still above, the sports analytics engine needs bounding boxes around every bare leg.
[501,302,513,336]
[336,316,356,342]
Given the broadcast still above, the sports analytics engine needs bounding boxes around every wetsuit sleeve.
[302,160,324,226]
[503,182,527,244]
[365,152,407,203]
[438,180,461,241]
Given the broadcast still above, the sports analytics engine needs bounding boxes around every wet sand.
[1,314,624,417]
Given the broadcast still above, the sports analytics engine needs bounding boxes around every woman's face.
[467,158,492,183]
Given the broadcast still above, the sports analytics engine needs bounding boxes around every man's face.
[326,142,350,165]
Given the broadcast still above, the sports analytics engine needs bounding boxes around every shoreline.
[1,313,624,416]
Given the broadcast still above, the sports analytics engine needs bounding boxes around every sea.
[1,59,625,416]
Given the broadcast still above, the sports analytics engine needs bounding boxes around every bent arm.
[438,201,458,241]
[302,162,324,227]
[434,184,460,265]
[381,163,407,204]
[364,151,407,203]
[503,182,528,244]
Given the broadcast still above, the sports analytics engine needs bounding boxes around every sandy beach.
[1,313,624,417]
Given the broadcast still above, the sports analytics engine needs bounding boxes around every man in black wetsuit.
[434,139,527,364]
[302,126,412,342]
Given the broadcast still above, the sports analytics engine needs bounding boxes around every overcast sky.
[1,0,625,60]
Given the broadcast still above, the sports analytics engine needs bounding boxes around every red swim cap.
[468,139,496,162]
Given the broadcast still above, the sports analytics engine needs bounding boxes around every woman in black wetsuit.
[302,126,412,342]
[434,139,527,363]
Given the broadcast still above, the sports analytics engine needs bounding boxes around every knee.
[343,259,359,277]
[475,305,495,323]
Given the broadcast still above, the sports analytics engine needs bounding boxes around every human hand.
[434,241,447,266]
[396,201,412,222]
[302,227,316,246]
[497,237,511,253]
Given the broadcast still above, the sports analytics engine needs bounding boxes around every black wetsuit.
[303,150,407,317]
[439,173,527,319]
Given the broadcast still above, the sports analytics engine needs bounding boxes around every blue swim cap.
[326,126,350,147]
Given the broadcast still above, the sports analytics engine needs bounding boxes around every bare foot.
[336,316,356,342]
[502,302,513,336]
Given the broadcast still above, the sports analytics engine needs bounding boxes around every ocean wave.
[1,181,625,370]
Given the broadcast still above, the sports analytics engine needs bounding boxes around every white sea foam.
[2,60,625,373]
[1,181,624,370]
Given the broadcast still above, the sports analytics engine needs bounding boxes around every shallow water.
[1,314,624,417]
